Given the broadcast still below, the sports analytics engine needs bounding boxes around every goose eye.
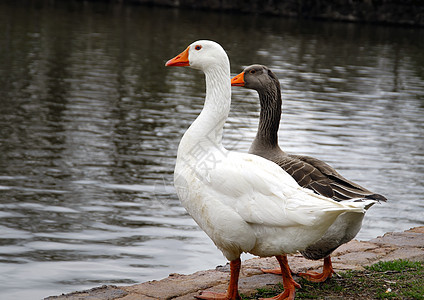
[249,69,256,74]
[195,45,202,51]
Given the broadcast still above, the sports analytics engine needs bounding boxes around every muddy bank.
[46,226,424,299]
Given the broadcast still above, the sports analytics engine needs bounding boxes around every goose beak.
[165,46,190,67]
[231,72,245,86]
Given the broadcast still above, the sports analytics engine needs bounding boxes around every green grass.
[366,259,423,272]
[243,259,424,300]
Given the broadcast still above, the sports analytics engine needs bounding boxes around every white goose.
[165,40,377,300]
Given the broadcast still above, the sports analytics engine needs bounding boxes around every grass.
[243,259,424,300]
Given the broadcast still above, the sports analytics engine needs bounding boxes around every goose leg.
[195,258,241,300]
[261,254,294,275]
[298,256,335,282]
[260,255,301,300]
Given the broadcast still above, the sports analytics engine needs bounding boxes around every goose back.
[239,65,386,203]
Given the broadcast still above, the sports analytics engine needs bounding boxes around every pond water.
[0,1,423,299]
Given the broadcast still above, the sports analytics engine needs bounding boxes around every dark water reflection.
[0,1,423,299]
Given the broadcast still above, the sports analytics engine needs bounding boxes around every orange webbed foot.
[261,267,282,275]
[298,270,334,282]
[195,291,241,300]
[260,255,300,300]
[261,265,294,276]
[298,256,335,283]
[259,279,300,300]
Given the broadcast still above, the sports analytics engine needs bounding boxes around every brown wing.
[273,153,387,202]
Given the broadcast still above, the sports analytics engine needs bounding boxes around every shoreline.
[46,226,424,299]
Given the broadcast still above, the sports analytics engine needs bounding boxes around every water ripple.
[0,2,423,300]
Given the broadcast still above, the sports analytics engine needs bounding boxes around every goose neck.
[203,65,231,115]
[183,64,231,148]
[255,85,282,148]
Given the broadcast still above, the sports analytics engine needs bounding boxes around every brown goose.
[231,64,387,282]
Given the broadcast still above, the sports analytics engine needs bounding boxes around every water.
[0,1,423,299]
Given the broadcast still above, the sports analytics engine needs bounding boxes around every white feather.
[171,40,374,261]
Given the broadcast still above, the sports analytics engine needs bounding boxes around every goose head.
[232,65,282,148]
[165,40,229,71]
[231,64,280,92]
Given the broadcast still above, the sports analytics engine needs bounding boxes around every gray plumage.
[237,64,386,260]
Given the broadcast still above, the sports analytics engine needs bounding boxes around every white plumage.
[175,142,372,261]
[166,40,376,299]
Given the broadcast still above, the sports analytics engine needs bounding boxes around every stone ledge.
[46,226,424,300]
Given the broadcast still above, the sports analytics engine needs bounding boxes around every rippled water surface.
[0,1,423,299]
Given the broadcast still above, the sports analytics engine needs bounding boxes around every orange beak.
[231,72,245,86]
[165,46,190,67]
